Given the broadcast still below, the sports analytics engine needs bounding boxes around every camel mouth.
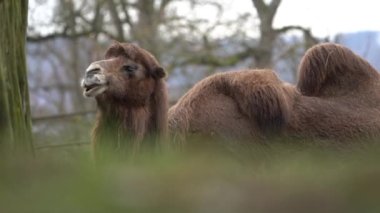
[83,83,107,98]
[85,84,98,91]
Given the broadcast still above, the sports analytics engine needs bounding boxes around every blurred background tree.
[250,0,318,68]
[0,0,33,154]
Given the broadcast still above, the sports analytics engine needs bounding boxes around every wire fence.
[32,110,96,122]
[32,110,96,151]
[30,101,179,152]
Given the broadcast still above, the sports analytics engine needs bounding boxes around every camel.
[81,43,168,155]
[81,42,380,155]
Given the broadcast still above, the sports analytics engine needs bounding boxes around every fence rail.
[35,141,90,150]
[32,110,96,122]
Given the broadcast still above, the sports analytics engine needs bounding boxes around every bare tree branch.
[275,25,319,44]
[119,0,134,28]
[107,0,125,41]
[180,46,256,67]
[275,25,309,34]
[27,31,94,42]
[251,0,266,13]
[159,0,173,21]
[269,0,282,17]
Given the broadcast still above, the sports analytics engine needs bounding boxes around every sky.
[219,0,380,38]
[29,0,380,39]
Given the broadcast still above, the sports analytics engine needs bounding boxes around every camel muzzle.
[81,63,108,97]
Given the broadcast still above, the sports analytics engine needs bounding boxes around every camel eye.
[122,65,137,73]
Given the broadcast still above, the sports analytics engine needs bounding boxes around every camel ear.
[151,67,166,79]
[104,42,125,59]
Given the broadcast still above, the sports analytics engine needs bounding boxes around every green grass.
[1,140,380,213]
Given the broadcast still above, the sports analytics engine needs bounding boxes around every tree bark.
[133,0,163,57]
[251,0,318,68]
[251,0,282,68]
[0,0,34,154]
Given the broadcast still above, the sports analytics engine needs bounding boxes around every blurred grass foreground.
[1,140,380,213]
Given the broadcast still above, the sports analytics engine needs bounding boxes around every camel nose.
[82,63,106,88]
[86,67,101,77]
[85,63,102,78]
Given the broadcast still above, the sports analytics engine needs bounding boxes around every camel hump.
[225,70,289,135]
[248,84,288,135]
[297,43,379,97]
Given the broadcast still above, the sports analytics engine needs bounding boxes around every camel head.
[81,42,166,106]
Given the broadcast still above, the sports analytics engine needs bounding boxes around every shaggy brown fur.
[169,43,380,142]
[297,43,379,97]
[82,42,168,156]
[287,43,380,141]
[83,42,380,156]
[168,69,290,142]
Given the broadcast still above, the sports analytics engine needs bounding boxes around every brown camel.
[81,42,168,154]
[81,42,380,155]
[170,43,380,142]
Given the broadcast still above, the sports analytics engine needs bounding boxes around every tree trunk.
[0,0,34,154]
[251,0,282,69]
[134,0,160,57]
